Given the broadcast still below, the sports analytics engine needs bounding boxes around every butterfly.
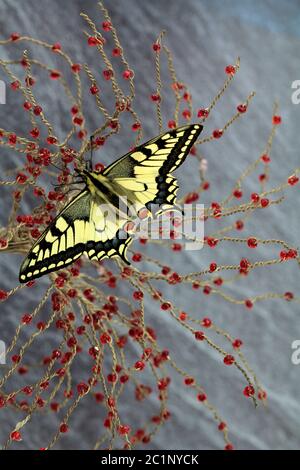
[19,123,203,283]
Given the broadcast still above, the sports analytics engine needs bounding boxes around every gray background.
[0,0,299,450]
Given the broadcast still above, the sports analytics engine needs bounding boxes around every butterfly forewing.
[19,191,133,282]
[19,191,91,282]
[104,124,203,211]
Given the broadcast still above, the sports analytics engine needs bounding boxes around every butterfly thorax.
[83,170,110,197]
[83,169,138,215]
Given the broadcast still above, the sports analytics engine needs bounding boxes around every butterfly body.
[19,124,203,282]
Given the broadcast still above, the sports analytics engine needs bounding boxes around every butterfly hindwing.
[103,124,203,211]
[85,200,132,264]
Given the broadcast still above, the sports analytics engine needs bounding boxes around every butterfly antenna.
[51,172,84,190]
[49,160,64,172]
[88,135,94,171]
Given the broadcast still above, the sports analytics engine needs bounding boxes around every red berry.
[240,258,250,270]
[197,393,207,402]
[59,423,69,433]
[33,105,42,116]
[212,129,223,139]
[225,65,236,75]
[172,243,182,252]
[102,21,112,32]
[207,237,218,248]
[134,361,145,371]
[88,36,100,46]
[232,338,243,349]
[118,424,130,435]
[161,302,171,311]
[10,32,20,41]
[25,76,35,87]
[194,331,205,341]
[50,70,61,80]
[71,63,81,73]
[260,153,271,163]
[112,47,122,56]
[11,80,20,90]
[10,431,22,441]
[260,198,269,208]
[9,134,17,145]
[197,108,209,118]
[203,285,211,295]
[23,101,32,110]
[150,93,161,102]
[90,84,99,95]
[184,377,194,386]
[233,188,243,199]
[152,43,161,52]
[272,115,282,125]
[284,292,294,301]
[100,333,111,344]
[209,262,217,272]
[258,390,267,400]
[132,122,141,132]
[168,120,177,129]
[103,69,114,80]
[237,103,247,113]
[247,237,257,248]
[182,109,191,120]
[16,173,28,184]
[243,385,255,397]
[52,42,61,52]
[288,175,299,186]
[133,290,143,300]
[225,443,234,450]
[122,69,134,80]
[201,317,212,328]
[30,127,40,138]
[132,253,142,262]
[223,354,235,365]
[245,299,253,309]
[179,312,187,321]
[250,193,260,203]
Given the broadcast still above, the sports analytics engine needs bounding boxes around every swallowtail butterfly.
[19,124,203,282]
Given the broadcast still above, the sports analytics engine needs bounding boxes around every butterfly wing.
[85,199,132,264]
[19,190,132,282]
[19,190,91,282]
[103,124,203,212]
